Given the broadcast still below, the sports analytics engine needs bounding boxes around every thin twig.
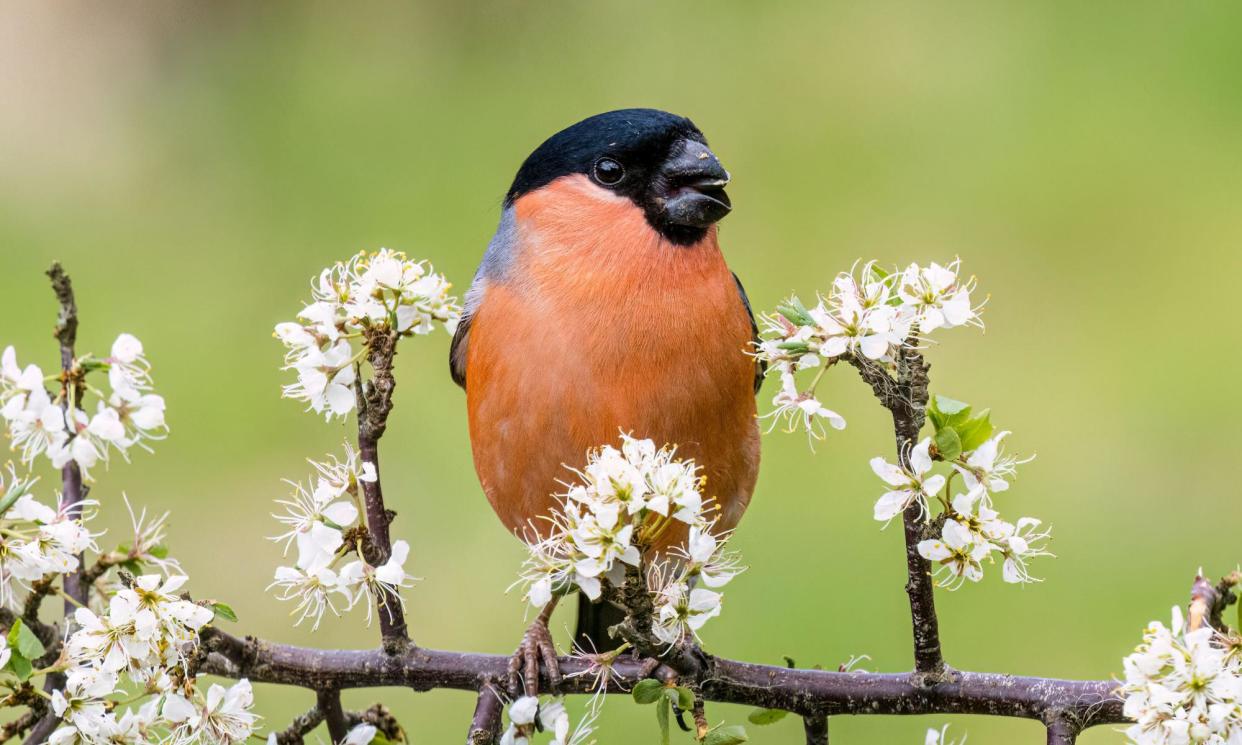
[852,349,946,678]
[271,705,326,745]
[354,328,409,652]
[317,689,348,744]
[1,710,42,744]
[803,713,828,745]
[466,679,503,745]
[1046,717,1078,744]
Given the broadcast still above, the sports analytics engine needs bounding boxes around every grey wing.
[450,208,519,390]
[732,272,766,395]
[449,311,472,388]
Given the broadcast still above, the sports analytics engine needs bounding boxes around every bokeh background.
[2,3,1240,742]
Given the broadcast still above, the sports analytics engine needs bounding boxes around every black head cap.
[506,109,732,245]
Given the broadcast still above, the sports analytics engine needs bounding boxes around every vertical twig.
[803,713,829,745]
[852,348,945,678]
[890,348,944,678]
[26,264,86,745]
[46,264,87,614]
[466,679,502,745]
[1046,718,1078,744]
[317,689,349,744]
[355,328,410,651]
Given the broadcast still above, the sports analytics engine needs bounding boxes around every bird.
[450,108,762,694]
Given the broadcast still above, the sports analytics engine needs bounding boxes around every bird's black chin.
[649,138,732,244]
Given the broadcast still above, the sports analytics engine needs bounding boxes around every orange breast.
[465,175,759,547]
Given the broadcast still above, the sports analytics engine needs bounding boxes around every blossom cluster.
[269,444,415,630]
[756,259,981,439]
[275,249,461,420]
[501,695,590,745]
[1120,606,1242,745]
[51,572,259,745]
[514,435,743,648]
[0,466,98,609]
[0,336,166,479]
[871,429,1051,588]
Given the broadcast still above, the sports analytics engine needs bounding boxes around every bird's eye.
[592,158,625,186]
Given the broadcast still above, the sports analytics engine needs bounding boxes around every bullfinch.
[450,108,762,693]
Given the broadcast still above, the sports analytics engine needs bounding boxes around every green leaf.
[8,619,45,660]
[657,696,670,745]
[8,652,32,681]
[632,678,664,704]
[210,602,238,623]
[674,685,695,710]
[929,395,971,430]
[956,409,994,452]
[703,724,749,745]
[747,707,789,725]
[933,426,962,462]
[370,734,391,745]
[148,544,170,559]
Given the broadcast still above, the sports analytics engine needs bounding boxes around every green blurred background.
[2,2,1240,742]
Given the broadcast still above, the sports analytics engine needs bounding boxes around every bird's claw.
[508,618,562,698]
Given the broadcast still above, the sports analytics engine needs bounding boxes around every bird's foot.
[508,614,562,698]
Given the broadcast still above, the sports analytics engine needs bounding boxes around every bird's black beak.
[659,139,732,228]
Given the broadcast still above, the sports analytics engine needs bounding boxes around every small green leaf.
[657,696,670,745]
[934,427,962,462]
[747,707,788,725]
[674,685,695,710]
[370,733,391,745]
[956,409,994,453]
[148,544,170,559]
[632,679,664,704]
[9,619,45,660]
[8,652,32,681]
[703,724,749,745]
[929,395,971,430]
[210,602,238,623]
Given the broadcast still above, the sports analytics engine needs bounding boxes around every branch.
[1045,717,1078,744]
[1,710,42,745]
[851,349,945,678]
[1188,571,1238,632]
[197,629,1125,729]
[317,689,348,744]
[28,263,86,744]
[271,705,326,745]
[355,329,409,652]
[803,714,828,745]
[466,679,502,745]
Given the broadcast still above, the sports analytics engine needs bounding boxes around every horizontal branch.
[199,630,1124,730]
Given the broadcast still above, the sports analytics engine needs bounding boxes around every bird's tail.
[574,593,627,652]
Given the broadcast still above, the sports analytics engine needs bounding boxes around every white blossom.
[871,438,944,523]
[341,724,376,745]
[755,259,983,441]
[1120,607,1242,745]
[276,250,461,421]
